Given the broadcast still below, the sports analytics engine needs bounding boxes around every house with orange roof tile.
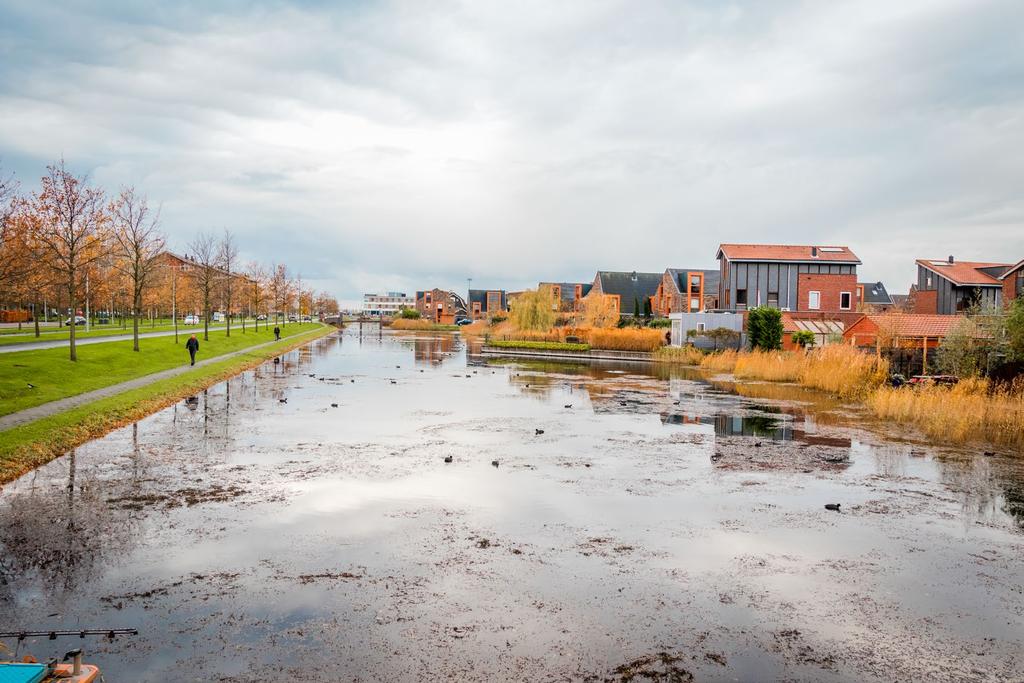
[912,256,1016,314]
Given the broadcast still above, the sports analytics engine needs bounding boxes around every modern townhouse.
[414,289,468,324]
[652,268,720,317]
[584,271,663,317]
[468,289,508,320]
[912,256,1017,314]
[538,282,593,312]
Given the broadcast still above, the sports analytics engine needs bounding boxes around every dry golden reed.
[867,377,1024,450]
[389,318,454,330]
[655,345,705,365]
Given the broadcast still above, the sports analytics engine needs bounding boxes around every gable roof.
[849,313,965,338]
[858,281,893,305]
[999,259,1024,280]
[664,268,721,296]
[595,271,662,310]
[916,259,1011,286]
[468,289,507,310]
[717,244,860,264]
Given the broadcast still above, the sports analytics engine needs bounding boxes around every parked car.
[212,311,224,322]
[64,315,86,326]
[256,314,267,321]
[183,315,200,325]
[288,315,297,322]
[455,317,473,326]
[301,315,312,322]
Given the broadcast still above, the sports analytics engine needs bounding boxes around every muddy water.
[1,331,1022,682]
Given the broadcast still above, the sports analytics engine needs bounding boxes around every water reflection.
[0,330,1021,680]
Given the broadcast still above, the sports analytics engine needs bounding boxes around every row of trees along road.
[0,160,339,360]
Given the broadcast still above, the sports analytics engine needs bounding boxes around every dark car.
[455,317,473,326]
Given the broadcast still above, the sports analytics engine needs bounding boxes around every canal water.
[1,330,1022,682]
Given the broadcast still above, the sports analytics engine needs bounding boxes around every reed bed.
[654,346,705,365]
[867,377,1024,450]
[700,345,888,399]
[459,320,490,337]
[493,325,666,352]
[389,319,456,331]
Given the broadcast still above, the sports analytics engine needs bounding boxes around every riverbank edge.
[480,345,673,363]
[0,325,337,486]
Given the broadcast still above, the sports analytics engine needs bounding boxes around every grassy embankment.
[0,319,271,345]
[0,322,323,417]
[389,319,460,332]
[0,323,334,484]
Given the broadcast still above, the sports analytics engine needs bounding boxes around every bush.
[399,308,421,319]
[489,340,590,352]
[747,306,783,350]
[791,330,816,348]
[647,318,672,328]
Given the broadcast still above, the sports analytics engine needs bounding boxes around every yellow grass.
[654,346,705,365]
[388,319,456,330]
[867,377,1024,450]
[493,325,665,351]
[459,320,490,337]
[700,349,739,372]
[700,345,888,399]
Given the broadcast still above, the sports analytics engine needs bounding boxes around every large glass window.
[808,291,821,310]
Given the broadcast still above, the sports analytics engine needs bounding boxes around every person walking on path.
[186,334,199,366]
[273,325,280,341]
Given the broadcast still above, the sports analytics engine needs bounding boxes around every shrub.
[647,318,672,328]
[489,340,591,352]
[747,306,783,350]
[791,330,816,348]
[399,308,421,319]
[655,346,704,365]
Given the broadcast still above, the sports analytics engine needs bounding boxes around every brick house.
[415,289,468,324]
[652,268,720,317]
[538,282,593,312]
[999,259,1024,306]
[716,244,861,314]
[468,289,508,320]
[912,257,1013,314]
[583,271,663,317]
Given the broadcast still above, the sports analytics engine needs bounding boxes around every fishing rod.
[0,628,138,641]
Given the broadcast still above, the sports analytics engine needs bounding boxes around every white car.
[183,315,200,325]
[64,315,87,326]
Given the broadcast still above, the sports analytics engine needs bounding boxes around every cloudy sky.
[1,0,1021,305]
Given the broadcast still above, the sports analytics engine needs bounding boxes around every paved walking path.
[0,326,238,353]
[0,332,324,432]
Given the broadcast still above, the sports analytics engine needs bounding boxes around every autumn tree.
[246,261,269,330]
[0,166,26,292]
[217,229,239,336]
[510,288,556,331]
[270,263,290,325]
[32,160,107,361]
[580,294,619,328]
[188,232,219,341]
[111,187,165,351]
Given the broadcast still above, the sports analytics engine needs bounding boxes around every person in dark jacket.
[186,334,199,366]
[273,325,280,341]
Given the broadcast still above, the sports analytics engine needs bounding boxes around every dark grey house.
[716,244,861,313]
[858,281,894,309]
[468,289,508,319]
[913,257,1011,314]
[586,271,663,317]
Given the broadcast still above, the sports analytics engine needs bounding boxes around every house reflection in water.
[661,411,852,448]
[412,335,459,365]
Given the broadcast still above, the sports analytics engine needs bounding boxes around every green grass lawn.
[0,322,324,417]
[0,319,276,345]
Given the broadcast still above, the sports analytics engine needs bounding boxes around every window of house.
[690,298,700,311]
[690,275,701,288]
[808,291,821,310]
[1017,271,1024,296]
[696,322,706,332]
[735,289,747,307]
[767,291,779,307]
[840,292,852,310]
[926,275,932,288]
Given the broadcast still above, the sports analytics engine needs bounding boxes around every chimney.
[948,255,954,264]
[811,247,818,257]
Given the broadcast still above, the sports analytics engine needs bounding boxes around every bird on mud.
[491,460,500,467]
[330,403,338,408]
[444,455,453,463]
[564,404,572,409]
[824,503,841,512]
[279,398,287,403]
[390,379,397,384]
[535,429,545,435]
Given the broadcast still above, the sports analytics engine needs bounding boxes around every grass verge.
[0,323,322,416]
[488,340,591,352]
[0,325,335,485]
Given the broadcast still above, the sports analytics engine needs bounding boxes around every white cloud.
[1,0,1022,299]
